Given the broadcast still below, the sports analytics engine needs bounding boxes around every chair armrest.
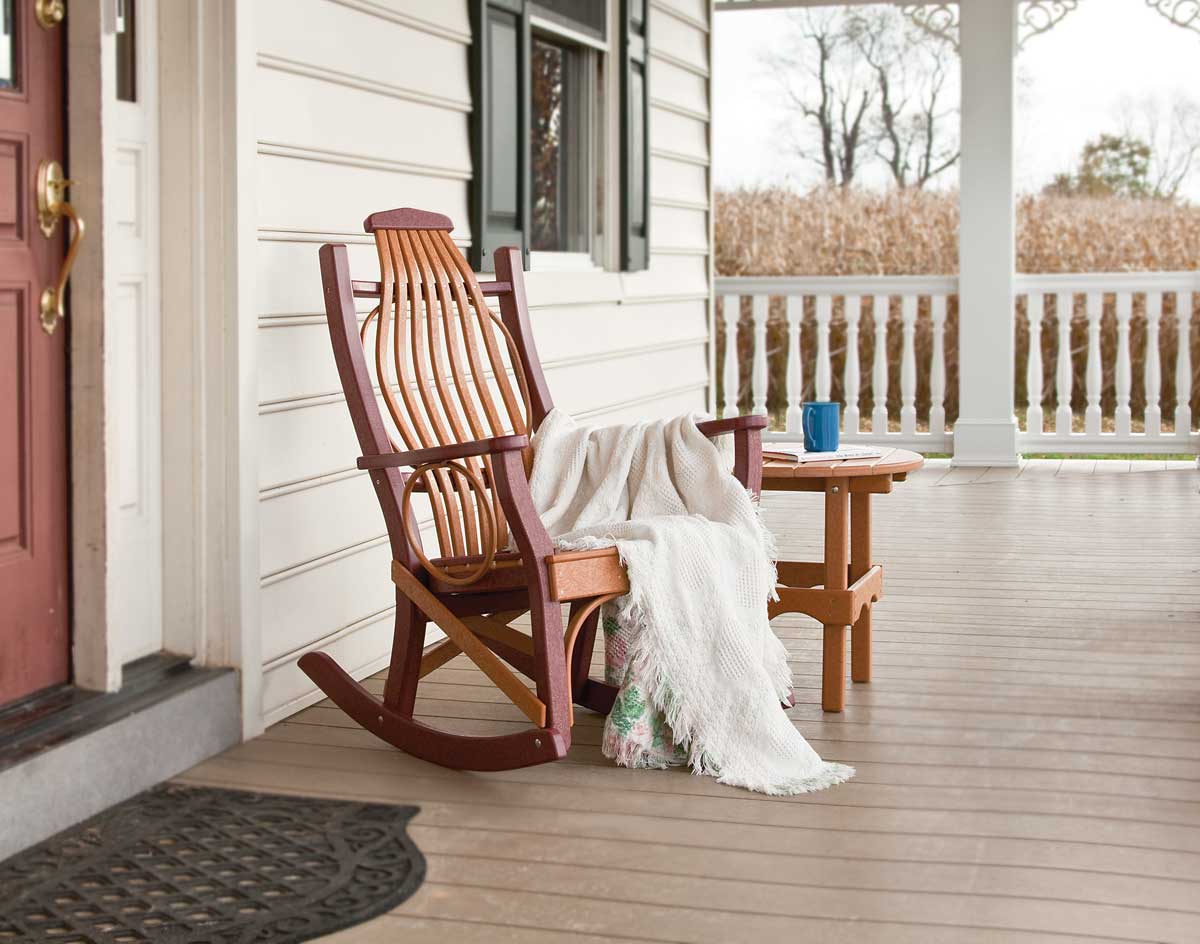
[695,414,769,438]
[697,415,765,497]
[357,434,529,470]
[490,449,558,577]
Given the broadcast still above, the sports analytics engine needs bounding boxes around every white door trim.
[67,0,168,691]
[159,0,263,737]
[110,0,164,664]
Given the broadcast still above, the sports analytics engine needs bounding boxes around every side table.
[762,448,924,712]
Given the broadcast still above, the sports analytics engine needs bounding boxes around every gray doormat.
[0,784,425,943]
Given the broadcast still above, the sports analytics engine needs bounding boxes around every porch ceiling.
[714,0,893,9]
[180,460,1200,943]
[710,0,1200,38]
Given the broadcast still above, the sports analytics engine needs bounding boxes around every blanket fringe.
[715,761,857,796]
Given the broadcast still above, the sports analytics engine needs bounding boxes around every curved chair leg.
[568,600,602,693]
[382,595,426,715]
[576,678,619,716]
[565,596,622,723]
[298,652,570,771]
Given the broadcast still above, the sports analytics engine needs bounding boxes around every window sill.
[528,251,602,273]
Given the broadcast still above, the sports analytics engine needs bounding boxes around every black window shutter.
[469,0,531,272]
[620,0,650,271]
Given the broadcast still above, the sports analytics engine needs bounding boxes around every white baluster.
[899,294,918,438]
[721,295,739,419]
[929,295,947,438]
[1085,292,1103,438]
[843,296,862,434]
[751,294,769,417]
[1026,293,1044,435]
[785,296,804,434]
[1114,292,1132,438]
[1177,291,1193,438]
[1055,292,1074,437]
[871,296,889,435]
[1144,292,1163,439]
[815,295,832,401]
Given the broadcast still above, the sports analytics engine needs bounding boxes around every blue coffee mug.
[802,401,840,453]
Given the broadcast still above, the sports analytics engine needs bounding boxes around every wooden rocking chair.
[300,208,767,771]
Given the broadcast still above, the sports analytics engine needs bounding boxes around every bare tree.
[1117,92,1200,201]
[767,8,959,191]
[847,9,960,189]
[767,10,875,188]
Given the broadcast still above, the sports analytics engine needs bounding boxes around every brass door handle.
[36,159,84,336]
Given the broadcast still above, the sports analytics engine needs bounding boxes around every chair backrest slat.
[439,230,531,437]
[324,207,548,572]
[416,230,487,442]
[375,237,425,451]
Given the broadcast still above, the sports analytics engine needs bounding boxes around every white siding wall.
[253,0,713,722]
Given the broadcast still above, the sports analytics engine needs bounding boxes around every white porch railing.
[714,272,1200,455]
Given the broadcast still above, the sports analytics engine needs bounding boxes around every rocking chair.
[300,208,767,771]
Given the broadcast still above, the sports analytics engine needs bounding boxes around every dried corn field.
[714,187,1200,432]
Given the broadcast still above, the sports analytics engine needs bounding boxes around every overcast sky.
[713,0,1200,200]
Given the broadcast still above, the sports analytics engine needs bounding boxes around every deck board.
[179,466,1200,943]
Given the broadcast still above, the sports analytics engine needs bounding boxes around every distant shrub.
[716,186,1200,275]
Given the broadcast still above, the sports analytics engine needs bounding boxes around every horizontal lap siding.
[650,106,709,164]
[254,0,712,722]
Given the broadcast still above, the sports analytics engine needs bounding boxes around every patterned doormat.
[0,784,425,943]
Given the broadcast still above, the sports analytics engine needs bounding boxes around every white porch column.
[954,0,1020,467]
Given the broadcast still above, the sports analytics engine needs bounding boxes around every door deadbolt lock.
[35,0,65,30]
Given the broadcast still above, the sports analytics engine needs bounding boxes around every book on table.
[762,443,885,464]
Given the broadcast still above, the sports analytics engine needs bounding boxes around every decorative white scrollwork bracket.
[1144,0,1200,36]
[901,1,1080,52]
[1019,1,1080,43]
[903,1,1200,50]
[901,4,960,51]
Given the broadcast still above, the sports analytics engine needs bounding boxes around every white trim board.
[159,0,263,738]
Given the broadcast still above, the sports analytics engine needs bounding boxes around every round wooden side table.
[761,448,925,712]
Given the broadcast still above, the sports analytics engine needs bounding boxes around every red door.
[0,3,70,705]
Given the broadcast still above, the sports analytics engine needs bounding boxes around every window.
[469,0,649,273]
[0,0,16,91]
[115,0,138,103]
[530,36,592,254]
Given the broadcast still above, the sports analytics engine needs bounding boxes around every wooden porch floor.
[179,460,1200,943]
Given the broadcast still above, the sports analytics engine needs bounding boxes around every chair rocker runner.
[300,208,767,771]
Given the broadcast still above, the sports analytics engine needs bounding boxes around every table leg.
[850,491,872,684]
[822,480,849,712]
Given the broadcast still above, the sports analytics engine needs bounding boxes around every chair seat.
[430,547,629,601]
[429,552,526,594]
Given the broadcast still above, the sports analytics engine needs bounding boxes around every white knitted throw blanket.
[527,409,854,795]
